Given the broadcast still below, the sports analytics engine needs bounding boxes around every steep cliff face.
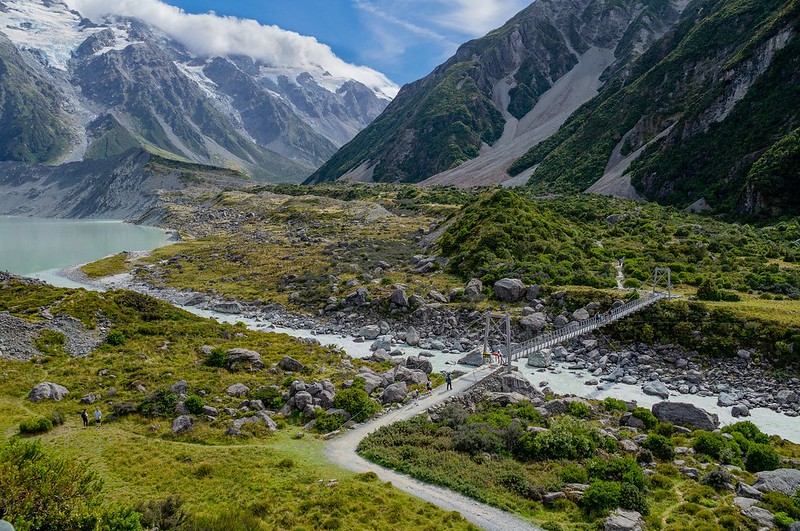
[510,0,800,218]
[307,0,685,185]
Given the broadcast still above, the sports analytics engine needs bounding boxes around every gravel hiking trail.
[326,365,540,531]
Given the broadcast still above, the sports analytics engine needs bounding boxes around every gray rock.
[357,373,384,394]
[278,356,304,372]
[371,349,393,363]
[718,393,738,407]
[457,349,484,367]
[293,391,314,411]
[731,404,750,417]
[381,382,408,404]
[80,393,99,405]
[465,278,483,301]
[170,380,189,395]
[527,349,552,368]
[553,315,569,328]
[171,415,194,434]
[209,301,241,314]
[736,482,763,500]
[526,285,540,301]
[233,411,277,431]
[428,290,448,304]
[0,520,14,531]
[390,289,410,307]
[651,401,719,431]
[740,506,774,528]
[371,335,393,352]
[573,308,591,321]
[733,497,759,509]
[27,382,70,402]
[405,356,433,374]
[226,348,263,371]
[604,509,644,531]
[358,325,381,340]
[493,278,526,302]
[405,326,421,346]
[315,390,335,409]
[520,313,547,333]
[642,381,670,399]
[543,492,566,504]
[620,440,639,453]
[753,468,800,496]
[501,372,541,399]
[776,390,798,404]
[392,366,428,386]
[202,405,219,417]
[226,383,250,397]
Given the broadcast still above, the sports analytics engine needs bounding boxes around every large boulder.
[390,289,410,307]
[356,372,385,394]
[458,349,484,367]
[572,308,591,321]
[293,391,314,411]
[392,366,428,386]
[731,404,750,418]
[740,507,774,528]
[753,469,800,496]
[381,382,408,404]
[358,325,381,340]
[371,335,393,352]
[345,287,371,306]
[527,350,552,368]
[642,381,670,400]
[278,356,304,372]
[27,382,70,402]
[226,383,250,397]
[405,326,420,346]
[493,278,526,302]
[226,348,263,371]
[172,415,194,434]
[209,301,241,314]
[501,372,540,399]
[526,285,540,301]
[651,402,719,431]
[465,278,483,301]
[233,411,277,431]
[405,356,433,374]
[604,509,644,531]
[520,313,547,333]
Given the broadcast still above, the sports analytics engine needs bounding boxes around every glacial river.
[3,216,799,443]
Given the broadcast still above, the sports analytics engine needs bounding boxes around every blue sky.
[165,0,530,87]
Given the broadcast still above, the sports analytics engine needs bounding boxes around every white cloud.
[64,0,400,97]
[430,0,531,37]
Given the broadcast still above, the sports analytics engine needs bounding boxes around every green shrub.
[700,469,734,491]
[632,407,657,430]
[654,423,674,437]
[567,401,591,419]
[106,329,125,346]
[333,388,381,423]
[588,458,645,489]
[760,492,800,520]
[559,464,589,484]
[693,432,727,459]
[603,397,628,412]
[774,512,794,528]
[722,421,769,444]
[582,480,621,515]
[49,409,66,427]
[637,449,654,464]
[205,347,228,368]
[193,463,213,478]
[745,443,780,472]
[136,496,187,530]
[0,439,105,530]
[19,417,53,434]
[138,388,178,418]
[517,418,599,461]
[34,329,66,356]
[248,386,283,410]
[649,474,673,489]
[453,423,504,455]
[641,434,675,461]
[314,411,345,433]
[184,394,204,415]
[620,482,649,515]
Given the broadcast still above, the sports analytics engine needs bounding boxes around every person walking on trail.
[80,408,89,428]
[94,407,102,428]
[445,373,452,391]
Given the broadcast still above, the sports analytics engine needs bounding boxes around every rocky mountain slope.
[309,0,799,219]
[0,0,390,182]
[307,0,687,186]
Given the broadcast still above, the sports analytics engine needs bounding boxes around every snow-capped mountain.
[0,0,391,181]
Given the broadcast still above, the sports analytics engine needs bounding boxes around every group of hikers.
[80,407,102,428]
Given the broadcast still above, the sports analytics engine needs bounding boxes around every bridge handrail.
[502,292,668,360]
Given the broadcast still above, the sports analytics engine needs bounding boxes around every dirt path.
[325,365,540,531]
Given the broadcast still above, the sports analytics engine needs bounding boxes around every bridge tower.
[652,267,672,298]
[482,312,513,373]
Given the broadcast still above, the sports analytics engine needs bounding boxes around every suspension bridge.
[482,267,675,370]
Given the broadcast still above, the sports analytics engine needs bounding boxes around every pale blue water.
[0,217,169,279]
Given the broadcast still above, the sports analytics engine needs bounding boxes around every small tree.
[746,444,780,472]
[332,389,380,423]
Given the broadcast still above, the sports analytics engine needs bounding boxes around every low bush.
[654,423,674,437]
[774,512,794,528]
[106,329,125,346]
[693,432,728,459]
[636,449,654,464]
[700,469,734,491]
[632,407,658,430]
[559,464,589,484]
[19,417,53,435]
[453,423,504,455]
[620,482,649,515]
[746,443,780,472]
[249,387,284,410]
[333,388,381,423]
[136,496,187,530]
[641,434,675,461]
[722,421,769,444]
[582,480,621,515]
[138,388,178,418]
[517,418,599,461]
[205,347,228,368]
[602,397,628,412]
[184,394,205,415]
[760,492,800,520]
[649,474,673,489]
[567,401,591,419]
[314,411,345,433]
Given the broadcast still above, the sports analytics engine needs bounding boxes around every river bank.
[43,263,800,443]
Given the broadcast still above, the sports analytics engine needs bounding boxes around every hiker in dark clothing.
[80,408,89,428]
[445,373,452,391]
